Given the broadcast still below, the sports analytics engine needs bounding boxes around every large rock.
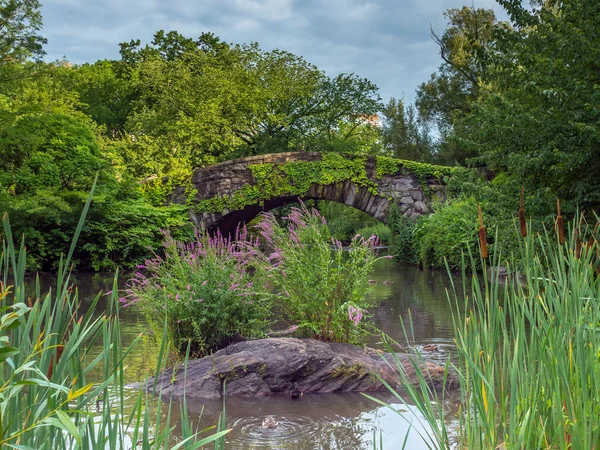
[134,338,456,398]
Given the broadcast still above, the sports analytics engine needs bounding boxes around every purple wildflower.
[348,306,363,327]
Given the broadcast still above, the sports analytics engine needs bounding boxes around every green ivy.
[375,156,461,187]
[196,153,457,215]
[141,170,198,207]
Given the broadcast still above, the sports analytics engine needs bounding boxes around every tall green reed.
[371,213,600,449]
[0,184,228,449]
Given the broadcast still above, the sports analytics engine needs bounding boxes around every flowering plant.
[255,202,384,344]
[123,227,271,356]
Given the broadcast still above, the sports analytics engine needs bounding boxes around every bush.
[125,228,271,356]
[355,222,391,245]
[255,203,386,344]
[388,204,418,264]
[0,191,192,271]
[414,198,479,270]
[0,112,193,271]
[318,200,383,243]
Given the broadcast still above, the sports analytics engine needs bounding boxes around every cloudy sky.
[41,0,506,104]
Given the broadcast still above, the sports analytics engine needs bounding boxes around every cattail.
[46,344,64,379]
[556,199,564,245]
[575,227,582,259]
[518,187,527,237]
[478,204,488,259]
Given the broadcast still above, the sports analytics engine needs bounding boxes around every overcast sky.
[41,0,506,104]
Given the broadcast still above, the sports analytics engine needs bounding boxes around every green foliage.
[112,31,382,174]
[327,120,383,155]
[0,188,191,271]
[318,201,384,243]
[466,0,600,209]
[388,204,418,264]
[0,113,107,194]
[139,169,197,207]
[0,112,191,271]
[256,204,385,344]
[355,222,391,245]
[375,155,457,187]
[414,198,478,270]
[416,6,497,165]
[82,200,192,271]
[125,229,271,356]
[63,60,133,136]
[0,0,46,63]
[410,169,553,270]
[376,216,600,449]
[0,194,228,449]
[382,98,433,161]
[198,153,455,214]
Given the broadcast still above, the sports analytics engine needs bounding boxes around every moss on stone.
[330,362,368,379]
[196,153,457,215]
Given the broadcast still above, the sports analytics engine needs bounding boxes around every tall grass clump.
[124,227,272,357]
[372,212,600,449]
[0,188,227,448]
[255,202,388,344]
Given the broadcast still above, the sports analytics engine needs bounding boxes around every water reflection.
[166,392,449,450]
[367,259,461,351]
[32,258,461,449]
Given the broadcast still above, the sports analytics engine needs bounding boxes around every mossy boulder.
[133,338,456,398]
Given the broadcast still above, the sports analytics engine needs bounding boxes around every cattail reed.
[556,199,564,245]
[478,204,488,259]
[46,344,64,379]
[518,187,527,237]
[575,227,582,259]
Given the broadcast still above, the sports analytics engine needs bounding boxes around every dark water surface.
[52,258,462,449]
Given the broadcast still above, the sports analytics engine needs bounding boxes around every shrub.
[255,203,386,344]
[388,204,418,264]
[125,228,271,356]
[355,222,391,245]
[414,198,479,270]
[318,200,383,243]
[0,191,192,271]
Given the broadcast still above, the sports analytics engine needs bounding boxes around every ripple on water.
[227,411,342,449]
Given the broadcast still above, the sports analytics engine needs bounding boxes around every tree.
[0,114,107,194]
[415,6,497,164]
[382,98,433,161]
[0,0,46,63]
[466,0,600,208]
[116,31,382,176]
[63,60,134,137]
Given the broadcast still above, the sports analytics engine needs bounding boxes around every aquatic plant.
[125,226,272,356]
[256,202,387,344]
[369,212,600,449]
[0,187,228,449]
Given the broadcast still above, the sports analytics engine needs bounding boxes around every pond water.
[59,258,462,449]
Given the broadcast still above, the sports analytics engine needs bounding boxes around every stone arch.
[189,152,447,235]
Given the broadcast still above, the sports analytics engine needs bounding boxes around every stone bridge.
[189,152,450,235]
